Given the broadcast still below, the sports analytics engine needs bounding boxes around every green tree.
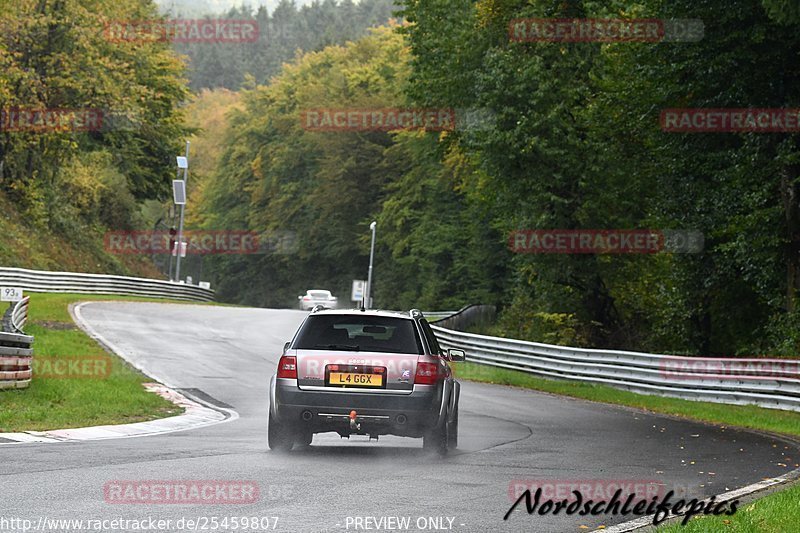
[0,0,190,226]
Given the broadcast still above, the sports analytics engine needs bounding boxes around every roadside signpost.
[351,280,366,303]
[0,287,22,301]
[172,241,187,258]
[174,143,190,282]
[2,288,23,325]
[172,179,186,205]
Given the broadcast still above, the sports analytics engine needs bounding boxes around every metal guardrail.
[1,297,33,390]
[430,304,496,331]
[423,310,458,322]
[432,325,800,413]
[0,267,214,302]
[10,295,29,331]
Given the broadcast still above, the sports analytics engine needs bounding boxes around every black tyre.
[423,418,449,456]
[447,404,458,449]
[268,412,294,452]
[296,430,313,447]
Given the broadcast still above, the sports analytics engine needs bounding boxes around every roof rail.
[311,304,326,313]
[410,309,423,318]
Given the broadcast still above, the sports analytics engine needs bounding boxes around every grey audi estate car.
[268,308,465,454]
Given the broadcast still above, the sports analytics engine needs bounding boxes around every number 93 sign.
[1,287,23,302]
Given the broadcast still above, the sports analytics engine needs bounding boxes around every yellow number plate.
[329,372,383,387]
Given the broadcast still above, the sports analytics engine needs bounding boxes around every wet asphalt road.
[0,302,796,532]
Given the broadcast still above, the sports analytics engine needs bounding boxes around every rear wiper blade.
[314,344,361,351]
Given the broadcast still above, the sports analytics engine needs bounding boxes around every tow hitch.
[349,410,360,431]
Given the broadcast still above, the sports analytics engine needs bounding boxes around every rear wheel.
[296,430,313,447]
[268,412,294,452]
[447,405,458,449]
[423,417,449,456]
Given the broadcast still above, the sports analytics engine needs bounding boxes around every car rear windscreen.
[309,291,331,298]
[293,315,422,354]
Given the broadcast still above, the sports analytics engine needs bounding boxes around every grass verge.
[0,293,211,432]
[658,483,800,532]
[452,362,800,531]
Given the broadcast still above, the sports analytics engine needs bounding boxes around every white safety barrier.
[0,267,214,302]
[433,325,800,413]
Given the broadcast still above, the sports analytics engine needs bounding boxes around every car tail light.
[415,361,439,385]
[277,355,297,379]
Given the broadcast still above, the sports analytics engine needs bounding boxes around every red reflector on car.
[415,361,439,385]
[277,355,297,379]
[329,364,339,372]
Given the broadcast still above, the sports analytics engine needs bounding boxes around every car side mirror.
[447,348,466,362]
[298,295,303,300]
[283,342,291,354]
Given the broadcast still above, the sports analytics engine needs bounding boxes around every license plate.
[328,372,383,387]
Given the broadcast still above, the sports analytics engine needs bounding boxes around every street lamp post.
[365,221,377,309]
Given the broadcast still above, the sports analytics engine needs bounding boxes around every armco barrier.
[10,295,29,331]
[432,325,800,413]
[0,267,214,302]
[430,304,496,331]
[1,297,33,390]
[422,310,458,322]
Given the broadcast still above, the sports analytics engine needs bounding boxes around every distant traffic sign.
[172,241,187,258]
[173,180,187,205]
[351,280,366,302]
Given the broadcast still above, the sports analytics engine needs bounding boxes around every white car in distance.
[298,290,338,311]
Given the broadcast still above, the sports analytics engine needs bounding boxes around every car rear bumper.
[270,376,449,438]
[299,301,338,310]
